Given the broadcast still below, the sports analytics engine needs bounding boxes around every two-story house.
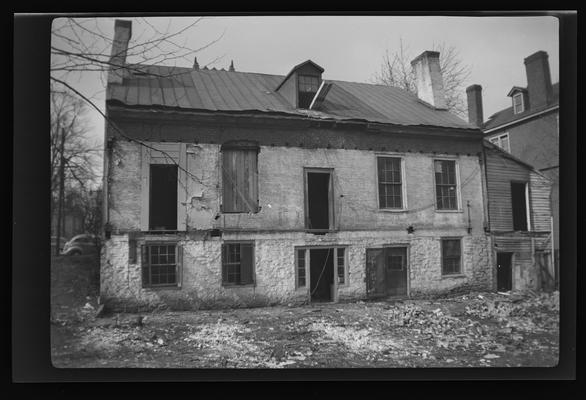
[100,20,494,311]
[466,50,559,287]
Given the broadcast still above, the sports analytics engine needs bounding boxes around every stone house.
[466,50,559,286]
[101,20,494,311]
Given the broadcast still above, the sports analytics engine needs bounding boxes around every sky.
[51,15,559,177]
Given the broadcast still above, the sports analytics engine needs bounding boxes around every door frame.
[303,168,335,233]
[296,245,346,303]
[496,251,514,292]
[366,244,411,298]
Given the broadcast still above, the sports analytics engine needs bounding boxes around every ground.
[51,255,559,368]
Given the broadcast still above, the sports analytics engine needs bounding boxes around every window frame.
[489,133,510,152]
[375,154,407,211]
[432,158,462,212]
[141,241,182,289]
[303,167,335,232]
[221,241,256,287]
[440,237,463,276]
[510,181,531,232]
[297,74,320,109]
[512,92,524,114]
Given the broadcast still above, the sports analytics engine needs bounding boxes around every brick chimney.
[410,51,447,110]
[524,50,553,110]
[466,84,484,127]
[108,19,132,85]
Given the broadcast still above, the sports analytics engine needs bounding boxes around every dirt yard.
[51,255,559,368]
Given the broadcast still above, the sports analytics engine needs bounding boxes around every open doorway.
[305,169,333,232]
[149,164,177,231]
[309,248,334,302]
[497,252,513,292]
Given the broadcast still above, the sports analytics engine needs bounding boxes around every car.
[51,235,69,254]
[61,234,101,256]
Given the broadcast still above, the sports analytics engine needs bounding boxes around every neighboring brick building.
[466,50,557,290]
[101,20,494,311]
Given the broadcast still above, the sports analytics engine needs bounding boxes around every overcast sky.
[51,15,559,169]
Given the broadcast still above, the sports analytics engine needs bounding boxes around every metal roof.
[107,64,476,130]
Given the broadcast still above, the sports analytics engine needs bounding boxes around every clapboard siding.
[530,171,552,232]
[485,148,530,231]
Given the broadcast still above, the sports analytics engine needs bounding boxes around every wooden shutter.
[222,149,258,213]
[176,244,183,288]
[141,244,149,286]
[240,243,254,285]
[177,144,187,231]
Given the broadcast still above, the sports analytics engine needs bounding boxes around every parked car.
[51,236,69,254]
[61,234,101,256]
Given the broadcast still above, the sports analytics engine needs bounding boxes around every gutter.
[484,105,559,134]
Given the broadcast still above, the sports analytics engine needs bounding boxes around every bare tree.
[373,39,471,117]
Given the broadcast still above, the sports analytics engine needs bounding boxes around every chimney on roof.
[108,19,132,85]
[466,84,484,127]
[193,56,199,70]
[524,50,553,110]
[410,51,447,110]
[229,60,235,72]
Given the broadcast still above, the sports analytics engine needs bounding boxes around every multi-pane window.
[434,160,458,210]
[489,133,510,152]
[337,248,346,284]
[142,243,181,287]
[298,75,320,109]
[388,254,404,270]
[222,242,254,285]
[222,144,259,213]
[377,157,403,209]
[296,249,306,288]
[513,93,524,114]
[441,238,462,275]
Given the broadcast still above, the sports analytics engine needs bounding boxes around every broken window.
[305,169,334,232]
[222,242,255,286]
[377,156,403,209]
[434,159,458,210]
[298,74,320,109]
[511,182,529,231]
[221,142,259,213]
[149,164,178,230]
[441,238,461,275]
[141,243,182,287]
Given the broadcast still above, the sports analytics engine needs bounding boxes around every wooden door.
[366,248,385,298]
[386,247,408,296]
[497,252,513,291]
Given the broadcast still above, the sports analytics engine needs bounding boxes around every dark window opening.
[337,248,345,284]
[441,239,461,275]
[142,244,179,287]
[222,148,259,213]
[298,75,320,109]
[434,160,458,210]
[306,172,332,231]
[149,164,177,230]
[222,242,254,285]
[309,248,334,302]
[511,182,528,231]
[378,157,403,209]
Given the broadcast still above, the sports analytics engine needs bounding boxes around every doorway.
[366,246,408,298]
[497,252,513,292]
[309,248,334,302]
[305,169,334,232]
[149,164,177,230]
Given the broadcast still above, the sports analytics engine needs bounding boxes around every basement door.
[497,252,513,292]
[366,247,408,298]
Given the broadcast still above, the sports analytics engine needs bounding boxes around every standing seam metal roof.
[106,64,476,130]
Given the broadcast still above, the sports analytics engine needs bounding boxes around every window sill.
[435,209,463,213]
[221,283,256,288]
[378,208,407,213]
[441,274,466,279]
[143,285,181,290]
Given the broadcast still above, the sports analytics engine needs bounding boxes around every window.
[489,133,510,152]
[149,164,178,230]
[296,249,306,288]
[336,248,346,284]
[221,143,259,213]
[141,243,182,287]
[305,169,334,231]
[513,93,524,114]
[222,242,255,285]
[511,182,529,231]
[377,157,403,209]
[434,160,458,210]
[298,75,320,109]
[441,238,461,275]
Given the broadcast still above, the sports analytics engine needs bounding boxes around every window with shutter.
[222,242,255,286]
[221,143,259,213]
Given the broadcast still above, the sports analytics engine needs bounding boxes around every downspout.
[480,144,491,232]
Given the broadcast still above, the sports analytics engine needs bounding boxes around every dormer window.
[298,75,320,109]
[513,92,525,114]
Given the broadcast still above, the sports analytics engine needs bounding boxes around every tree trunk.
[55,127,66,255]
